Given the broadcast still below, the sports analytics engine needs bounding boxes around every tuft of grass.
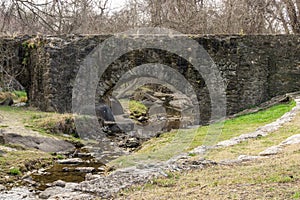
[12,91,27,98]
[9,167,21,176]
[30,114,78,137]
[56,154,65,160]
[0,91,27,103]
[129,100,148,116]
[293,192,300,199]
[0,92,16,101]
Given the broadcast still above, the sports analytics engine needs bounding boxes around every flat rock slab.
[0,132,75,153]
[280,134,300,146]
[238,155,267,161]
[0,187,36,200]
[57,158,84,164]
[259,146,282,156]
[75,167,95,173]
[259,134,300,156]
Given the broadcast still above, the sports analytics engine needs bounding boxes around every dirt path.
[0,109,47,138]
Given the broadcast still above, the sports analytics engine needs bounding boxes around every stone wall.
[0,34,299,124]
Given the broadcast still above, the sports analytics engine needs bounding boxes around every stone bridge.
[0,34,300,124]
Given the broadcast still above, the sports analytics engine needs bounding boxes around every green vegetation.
[0,91,27,103]
[21,39,42,66]
[12,91,27,98]
[119,143,300,199]
[0,150,52,184]
[110,101,296,168]
[205,101,299,161]
[31,113,78,138]
[129,100,148,116]
[293,192,300,199]
[56,154,65,160]
[9,168,21,176]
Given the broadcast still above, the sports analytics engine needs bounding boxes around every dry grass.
[31,113,77,137]
[0,92,16,101]
[118,144,300,200]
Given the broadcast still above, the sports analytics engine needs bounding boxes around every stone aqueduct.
[0,34,299,124]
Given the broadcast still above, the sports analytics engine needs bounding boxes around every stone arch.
[97,49,211,124]
[72,30,226,139]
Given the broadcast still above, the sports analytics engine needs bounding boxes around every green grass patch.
[9,167,21,176]
[129,100,148,116]
[110,101,296,168]
[119,144,300,199]
[0,91,27,103]
[293,192,300,199]
[12,90,27,98]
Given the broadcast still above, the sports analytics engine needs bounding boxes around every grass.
[0,150,52,185]
[293,192,300,199]
[12,90,27,98]
[0,92,15,101]
[0,106,82,144]
[109,101,296,168]
[116,99,300,199]
[0,91,27,103]
[129,100,148,116]
[9,168,21,176]
[0,106,86,187]
[31,113,78,137]
[118,143,300,199]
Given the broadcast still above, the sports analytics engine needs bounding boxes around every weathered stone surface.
[238,155,267,161]
[280,134,300,146]
[0,184,6,191]
[259,146,282,156]
[125,137,140,148]
[0,187,36,200]
[75,167,95,173]
[0,132,75,152]
[259,134,300,156]
[53,180,66,187]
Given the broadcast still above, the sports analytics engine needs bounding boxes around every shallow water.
[32,149,104,191]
